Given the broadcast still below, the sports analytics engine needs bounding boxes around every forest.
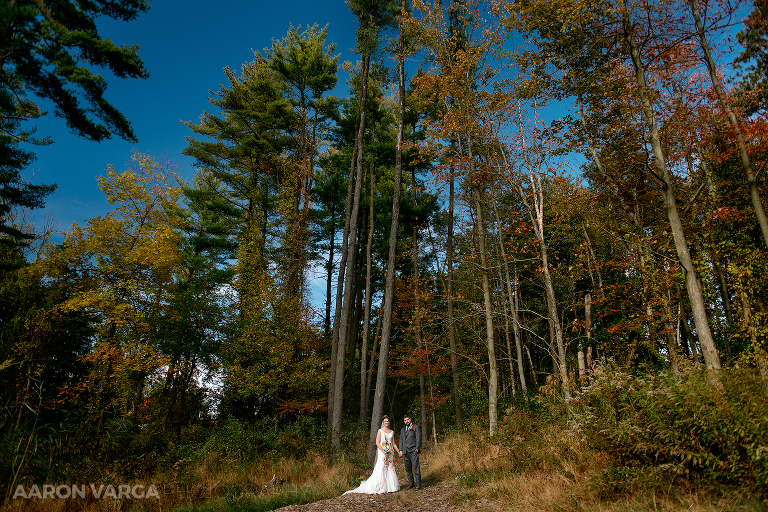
[2,0,768,510]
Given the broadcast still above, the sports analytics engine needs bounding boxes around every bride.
[344,415,400,494]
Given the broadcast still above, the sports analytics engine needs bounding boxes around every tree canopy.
[0,0,148,256]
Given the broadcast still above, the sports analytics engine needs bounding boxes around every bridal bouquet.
[382,441,394,454]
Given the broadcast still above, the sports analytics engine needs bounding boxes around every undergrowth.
[425,365,768,511]
[571,364,768,496]
[4,416,362,512]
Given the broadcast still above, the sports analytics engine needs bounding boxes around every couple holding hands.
[344,414,421,494]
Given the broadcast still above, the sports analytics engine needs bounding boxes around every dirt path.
[275,479,476,512]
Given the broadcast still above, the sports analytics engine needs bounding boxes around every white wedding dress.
[344,429,400,494]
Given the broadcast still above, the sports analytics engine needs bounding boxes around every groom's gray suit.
[399,421,421,488]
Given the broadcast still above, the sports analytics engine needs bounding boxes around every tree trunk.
[525,343,538,387]
[497,267,516,396]
[287,93,311,298]
[491,190,527,396]
[736,288,768,378]
[549,317,559,380]
[689,0,768,249]
[367,3,406,462]
[458,130,499,436]
[585,294,593,375]
[331,50,370,447]
[347,277,363,363]
[675,281,700,362]
[475,188,499,436]
[503,120,568,396]
[579,294,591,384]
[409,163,430,442]
[663,285,684,374]
[710,245,734,330]
[461,132,498,436]
[327,124,358,430]
[519,172,569,398]
[360,155,376,424]
[619,0,721,378]
[581,222,604,294]
[446,138,462,428]
[364,301,383,416]
[324,210,336,337]
[702,158,735,343]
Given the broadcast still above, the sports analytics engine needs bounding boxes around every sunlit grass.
[4,452,358,512]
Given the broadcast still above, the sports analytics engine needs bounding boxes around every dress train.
[344,429,399,494]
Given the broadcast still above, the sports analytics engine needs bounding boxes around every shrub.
[570,363,768,493]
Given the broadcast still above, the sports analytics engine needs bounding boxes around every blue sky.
[28,0,360,235]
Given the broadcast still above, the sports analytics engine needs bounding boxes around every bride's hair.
[380,415,390,429]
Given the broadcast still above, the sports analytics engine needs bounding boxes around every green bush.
[570,364,768,493]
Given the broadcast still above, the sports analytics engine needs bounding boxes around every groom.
[398,414,421,490]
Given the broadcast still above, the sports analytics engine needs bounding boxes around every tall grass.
[4,416,363,512]
[4,451,358,512]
